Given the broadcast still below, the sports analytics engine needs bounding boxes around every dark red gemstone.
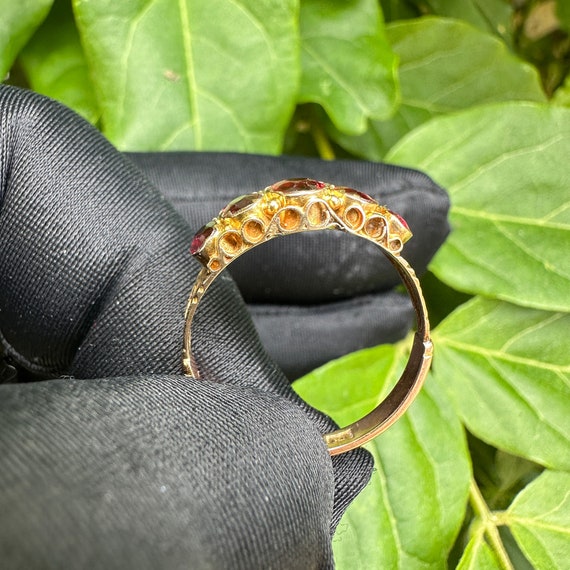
[387,209,409,230]
[221,194,257,217]
[272,178,325,193]
[344,187,375,203]
[190,223,214,254]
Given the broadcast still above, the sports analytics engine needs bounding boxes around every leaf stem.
[311,118,335,161]
[469,478,514,570]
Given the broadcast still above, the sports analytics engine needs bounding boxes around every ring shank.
[323,333,432,454]
[183,242,432,456]
[322,248,432,454]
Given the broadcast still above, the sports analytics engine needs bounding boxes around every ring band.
[183,178,433,455]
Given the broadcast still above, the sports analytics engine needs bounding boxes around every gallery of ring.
[183,178,433,456]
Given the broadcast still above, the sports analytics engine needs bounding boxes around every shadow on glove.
[129,152,449,378]
[0,85,373,569]
[1,375,336,569]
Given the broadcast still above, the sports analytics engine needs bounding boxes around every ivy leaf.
[457,527,502,570]
[556,0,570,32]
[72,0,299,152]
[0,0,53,79]
[294,342,470,569]
[379,0,420,22]
[387,103,570,312]
[298,0,398,136]
[505,470,570,569]
[432,297,570,470]
[415,0,514,45]
[333,18,545,160]
[19,0,98,123]
[294,344,403,425]
[552,76,570,107]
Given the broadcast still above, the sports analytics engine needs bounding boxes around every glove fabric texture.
[0,85,449,569]
[131,152,449,378]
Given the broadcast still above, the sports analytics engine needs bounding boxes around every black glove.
[131,153,449,379]
[0,86,448,569]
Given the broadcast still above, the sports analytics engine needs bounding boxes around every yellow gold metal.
[183,179,432,456]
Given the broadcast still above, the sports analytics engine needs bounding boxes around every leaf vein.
[196,88,249,144]
[511,487,570,522]
[405,126,484,171]
[484,356,569,444]
[178,0,201,148]
[302,43,370,116]
[453,206,570,230]
[159,121,194,150]
[373,457,403,567]
[513,519,570,535]
[225,0,277,65]
[438,337,570,373]
[542,200,570,222]
[436,237,514,288]
[118,0,156,128]
[405,407,445,539]
[491,221,570,280]
[500,313,564,353]
[450,134,566,194]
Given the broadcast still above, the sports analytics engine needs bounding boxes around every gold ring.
[183,178,433,455]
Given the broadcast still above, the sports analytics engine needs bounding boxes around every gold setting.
[183,178,432,456]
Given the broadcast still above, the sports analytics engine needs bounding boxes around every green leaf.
[387,102,570,312]
[490,451,543,511]
[0,0,54,79]
[380,0,420,22]
[298,0,398,135]
[457,527,502,570]
[73,0,299,152]
[333,18,545,160]
[432,297,570,470]
[420,271,472,328]
[294,343,470,569]
[468,433,543,512]
[294,343,404,426]
[416,0,513,44]
[19,0,98,123]
[552,74,570,107]
[556,0,570,32]
[505,470,570,569]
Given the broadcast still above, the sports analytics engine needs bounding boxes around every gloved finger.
[128,152,450,304]
[0,86,372,529]
[0,84,264,385]
[0,375,337,569]
[128,153,446,378]
[251,291,413,379]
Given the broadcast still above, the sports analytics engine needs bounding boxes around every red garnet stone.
[387,209,409,230]
[221,194,257,217]
[344,187,375,203]
[272,178,326,193]
[190,223,215,255]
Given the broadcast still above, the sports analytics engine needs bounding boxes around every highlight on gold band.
[183,178,432,455]
[189,178,412,276]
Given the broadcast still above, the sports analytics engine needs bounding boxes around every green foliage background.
[3,0,569,568]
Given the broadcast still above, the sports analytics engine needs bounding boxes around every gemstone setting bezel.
[189,179,412,273]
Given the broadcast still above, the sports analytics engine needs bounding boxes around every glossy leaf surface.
[506,470,570,569]
[73,0,299,152]
[295,343,470,569]
[333,18,545,160]
[20,0,98,123]
[0,0,53,79]
[299,0,398,135]
[432,298,570,470]
[387,103,570,312]
[456,529,502,570]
